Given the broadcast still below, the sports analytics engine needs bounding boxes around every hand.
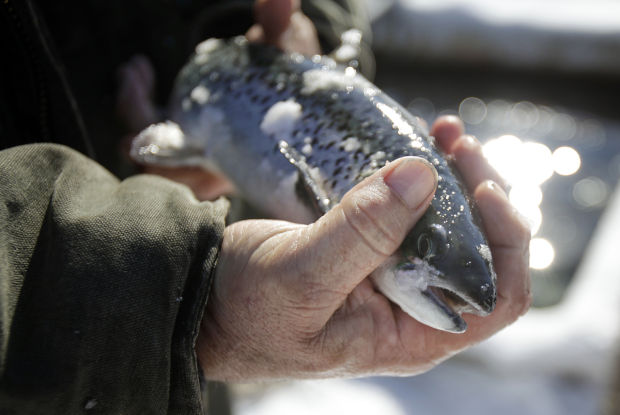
[196,116,532,381]
[118,0,320,200]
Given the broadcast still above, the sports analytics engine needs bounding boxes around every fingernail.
[385,157,437,209]
[460,135,482,152]
[485,180,509,201]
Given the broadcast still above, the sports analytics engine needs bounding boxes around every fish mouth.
[370,257,496,333]
[422,286,479,333]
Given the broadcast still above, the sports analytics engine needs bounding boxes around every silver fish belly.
[131,37,497,333]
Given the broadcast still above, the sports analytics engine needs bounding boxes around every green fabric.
[0,144,228,414]
[0,1,371,413]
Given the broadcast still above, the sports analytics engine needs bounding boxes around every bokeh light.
[521,142,553,185]
[573,177,608,209]
[509,185,543,235]
[530,238,555,270]
[459,97,487,125]
[482,135,522,183]
[510,101,539,130]
[550,113,577,141]
[482,135,553,186]
[407,97,436,121]
[552,146,581,176]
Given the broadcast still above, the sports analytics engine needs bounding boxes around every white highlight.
[573,176,609,209]
[529,238,555,269]
[341,136,361,152]
[482,135,557,241]
[260,99,303,140]
[301,68,376,95]
[552,146,581,176]
[132,121,185,156]
[459,97,487,125]
[509,185,543,235]
[376,103,414,136]
[334,45,359,62]
[190,85,210,104]
[478,244,493,265]
[195,38,222,55]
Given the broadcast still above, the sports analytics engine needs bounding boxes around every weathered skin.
[131,37,497,333]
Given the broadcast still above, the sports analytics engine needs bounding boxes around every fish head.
[371,210,497,333]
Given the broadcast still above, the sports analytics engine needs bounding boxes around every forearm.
[0,143,228,413]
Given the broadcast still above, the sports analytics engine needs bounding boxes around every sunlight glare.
[552,146,581,176]
[530,238,555,270]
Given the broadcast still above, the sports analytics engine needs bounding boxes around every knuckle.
[504,285,532,319]
[519,288,533,316]
[341,195,401,258]
[513,211,534,246]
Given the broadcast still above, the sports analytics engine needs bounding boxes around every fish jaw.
[371,256,494,333]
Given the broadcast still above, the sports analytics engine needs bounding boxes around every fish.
[130,36,497,333]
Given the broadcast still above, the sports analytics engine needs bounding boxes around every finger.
[251,0,320,55]
[294,157,438,299]
[430,115,465,154]
[254,0,296,44]
[451,135,508,191]
[131,55,155,94]
[475,181,530,250]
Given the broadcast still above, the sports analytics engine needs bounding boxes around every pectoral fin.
[278,140,333,217]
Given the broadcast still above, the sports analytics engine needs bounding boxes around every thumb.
[296,156,438,297]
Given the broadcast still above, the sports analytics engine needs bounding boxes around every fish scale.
[131,36,497,332]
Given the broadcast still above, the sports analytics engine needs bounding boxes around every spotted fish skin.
[131,37,497,333]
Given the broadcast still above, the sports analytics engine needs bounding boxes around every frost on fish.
[131,121,188,164]
[301,67,377,96]
[131,36,497,333]
[190,85,210,104]
[260,99,303,140]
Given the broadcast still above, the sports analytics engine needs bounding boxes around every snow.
[301,68,376,96]
[235,380,407,415]
[340,136,361,152]
[131,121,185,156]
[195,38,222,55]
[190,85,210,105]
[260,100,303,141]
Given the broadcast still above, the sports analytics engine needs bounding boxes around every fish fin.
[130,121,205,167]
[278,140,332,216]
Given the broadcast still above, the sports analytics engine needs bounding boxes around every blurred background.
[231,0,620,414]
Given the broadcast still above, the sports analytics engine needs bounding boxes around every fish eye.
[417,233,433,259]
[417,224,448,260]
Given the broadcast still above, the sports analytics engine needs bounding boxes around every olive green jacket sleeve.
[0,144,228,414]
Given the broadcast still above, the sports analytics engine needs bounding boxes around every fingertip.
[254,0,294,43]
[430,115,465,153]
[452,134,482,154]
[475,180,531,249]
[384,157,438,210]
[452,137,509,191]
[474,180,508,203]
